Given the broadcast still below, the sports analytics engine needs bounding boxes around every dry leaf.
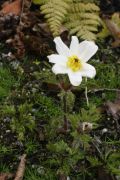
[102,15,120,48]
[14,154,26,180]
[105,100,120,120]
[0,173,14,180]
[97,166,116,180]
[59,174,68,180]
[1,0,22,16]
[77,122,93,133]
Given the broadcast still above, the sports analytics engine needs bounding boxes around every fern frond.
[68,13,100,22]
[82,19,100,26]
[70,3,99,13]
[40,0,71,36]
[79,13,101,21]
[33,0,47,5]
[78,31,96,41]
[33,0,101,40]
[69,25,96,40]
[65,2,101,40]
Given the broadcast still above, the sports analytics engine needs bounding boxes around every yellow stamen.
[67,55,82,72]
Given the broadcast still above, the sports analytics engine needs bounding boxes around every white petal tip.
[72,82,82,86]
[53,36,61,42]
[68,72,82,86]
[52,67,58,75]
[71,36,79,40]
[89,69,96,78]
[47,55,53,63]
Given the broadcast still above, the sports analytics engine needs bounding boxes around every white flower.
[47,36,98,86]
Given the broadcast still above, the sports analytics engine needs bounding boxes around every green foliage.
[66,2,101,40]
[79,62,120,92]
[36,0,72,36]
[58,90,75,113]
[80,105,101,123]
[95,63,119,88]
[0,144,13,156]
[45,103,101,177]
[33,66,58,85]
[0,163,10,173]
[87,156,102,167]
[33,0,45,5]
[33,0,101,40]
[25,140,39,154]
[34,94,62,120]
[25,167,56,180]
[25,168,42,180]
[0,67,16,99]
[72,130,92,148]
[69,105,101,129]
[1,103,35,141]
[46,138,86,176]
[106,152,120,176]
[47,140,72,154]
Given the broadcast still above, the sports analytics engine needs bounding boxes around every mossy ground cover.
[0,39,120,180]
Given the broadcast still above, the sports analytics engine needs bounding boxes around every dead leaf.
[0,173,14,180]
[8,27,25,59]
[33,23,51,35]
[37,128,45,141]
[97,166,116,180]
[24,35,50,56]
[14,154,26,180]
[105,100,120,120]
[77,122,93,134]
[0,0,53,58]
[59,174,68,180]
[1,0,22,16]
[102,14,120,48]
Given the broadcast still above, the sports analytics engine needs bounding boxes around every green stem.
[63,92,68,131]
[85,77,89,107]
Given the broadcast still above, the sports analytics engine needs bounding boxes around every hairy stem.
[85,77,89,107]
[63,92,68,131]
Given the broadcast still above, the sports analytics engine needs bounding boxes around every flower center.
[67,55,82,72]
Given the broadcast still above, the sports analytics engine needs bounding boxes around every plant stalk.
[63,92,68,131]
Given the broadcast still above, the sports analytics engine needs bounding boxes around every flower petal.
[70,36,79,55]
[80,63,96,78]
[54,37,70,56]
[78,40,98,62]
[48,54,67,66]
[52,64,68,75]
[68,71,82,86]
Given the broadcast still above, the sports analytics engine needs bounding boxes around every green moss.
[80,62,120,90]
[0,144,13,156]
[0,67,17,99]
[0,163,10,173]
[1,102,35,141]
[34,94,62,120]
[24,167,56,180]
[24,140,39,155]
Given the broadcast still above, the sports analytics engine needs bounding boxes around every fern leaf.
[65,2,101,41]
[33,0,101,40]
[33,0,47,5]
[70,3,99,13]
[40,0,70,36]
